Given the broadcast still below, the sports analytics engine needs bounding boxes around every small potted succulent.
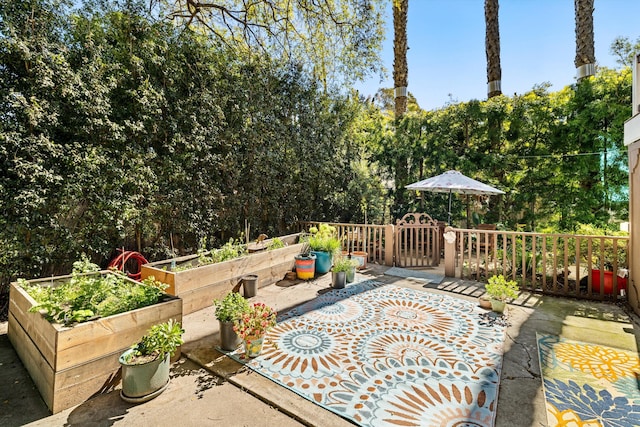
[484,275,519,313]
[118,319,184,402]
[213,292,250,351]
[233,302,277,357]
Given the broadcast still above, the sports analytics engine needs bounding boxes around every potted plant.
[213,292,250,351]
[484,275,519,313]
[294,239,316,280]
[118,319,184,402]
[233,302,277,358]
[307,224,341,275]
[331,256,358,289]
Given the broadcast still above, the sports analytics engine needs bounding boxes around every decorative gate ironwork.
[394,213,441,267]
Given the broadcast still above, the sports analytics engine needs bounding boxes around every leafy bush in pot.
[332,256,358,273]
[213,291,250,322]
[122,319,184,365]
[485,275,519,302]
[307,224,341,254]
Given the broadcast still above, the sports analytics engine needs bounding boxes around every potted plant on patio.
[307,224,341,275]
[294,239,316,280]
[331,256,359,289]
[213,291,250,351]
[484,275,519,313]
[118,319,184,402]
[234,302,277,358]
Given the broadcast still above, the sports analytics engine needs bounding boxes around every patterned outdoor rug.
[537,334,640,426]
[383,266,444,284]
[232,280,506,426]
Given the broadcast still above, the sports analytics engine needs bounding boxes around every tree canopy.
[153,0,386,88]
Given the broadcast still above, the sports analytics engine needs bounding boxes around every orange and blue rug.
[234,280,507,426]
[537,334,640,426]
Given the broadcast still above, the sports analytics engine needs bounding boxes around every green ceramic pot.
[119,349,170,400]
[490,299,506,313]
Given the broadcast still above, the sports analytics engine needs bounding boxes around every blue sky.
[354,0,640,111]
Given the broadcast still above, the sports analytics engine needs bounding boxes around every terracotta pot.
[479,297,492,309]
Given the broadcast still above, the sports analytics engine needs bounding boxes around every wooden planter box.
[7,272,182,414]
[141,233,305,314]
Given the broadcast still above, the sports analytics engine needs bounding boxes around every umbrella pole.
[447,190,452,225]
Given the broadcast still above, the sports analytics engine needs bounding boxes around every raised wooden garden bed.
[7,272,182,413]
[141,233,305,314]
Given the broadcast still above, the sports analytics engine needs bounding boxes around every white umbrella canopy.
[405,170,505,224]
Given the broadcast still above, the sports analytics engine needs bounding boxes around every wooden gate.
[394,213,441,267]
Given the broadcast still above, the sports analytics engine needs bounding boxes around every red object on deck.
[590,269,627,294]
[107,250,148,281]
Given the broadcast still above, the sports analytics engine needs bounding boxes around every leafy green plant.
[485,275,519,302]
[332,256,358,273]
[267,237,285,250]
[307,224,341,254]
[21,257,168,326]
[213,292,250,322]
[195,237,247,268]
[122,319,184,365]
[569,224,628,270]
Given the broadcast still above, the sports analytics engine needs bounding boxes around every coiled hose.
[107,250,148,281]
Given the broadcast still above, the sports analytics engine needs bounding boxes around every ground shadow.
[0,334,51,426]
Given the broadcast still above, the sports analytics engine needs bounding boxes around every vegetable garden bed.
[141,233,305,314]
[7,272,182,413]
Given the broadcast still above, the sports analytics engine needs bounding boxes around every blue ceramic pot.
[311,251,332,274]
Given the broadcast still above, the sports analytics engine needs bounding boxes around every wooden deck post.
[444,226,456,277]
[384,224,395,266]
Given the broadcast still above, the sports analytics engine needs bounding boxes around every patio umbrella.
[405,170,505,224]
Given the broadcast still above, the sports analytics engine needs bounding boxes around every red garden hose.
[107,249,149,281]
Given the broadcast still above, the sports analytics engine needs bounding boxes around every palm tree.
[574,0,595,80]
[485,0,501,98]
[393,0,408,119]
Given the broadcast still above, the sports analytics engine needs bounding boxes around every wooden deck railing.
[445,227,629,301]
[298,221,393,266]
[297,220,629,301]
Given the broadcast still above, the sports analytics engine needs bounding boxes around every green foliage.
[266,238,285,251]
[125,319,184,364]
[22,257,168,325]
[332,256,358,273]
[307,224,341,254]
[372,66,631,230]
[212,292,250,322]
[157,0,386,88]
[196,237,247,267]
[485,275,519,302]
[570,224,628,269]
[1,1,376,286]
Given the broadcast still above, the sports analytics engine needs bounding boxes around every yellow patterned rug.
[537,334,640,426]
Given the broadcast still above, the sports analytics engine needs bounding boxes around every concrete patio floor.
[2,264,639,427]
